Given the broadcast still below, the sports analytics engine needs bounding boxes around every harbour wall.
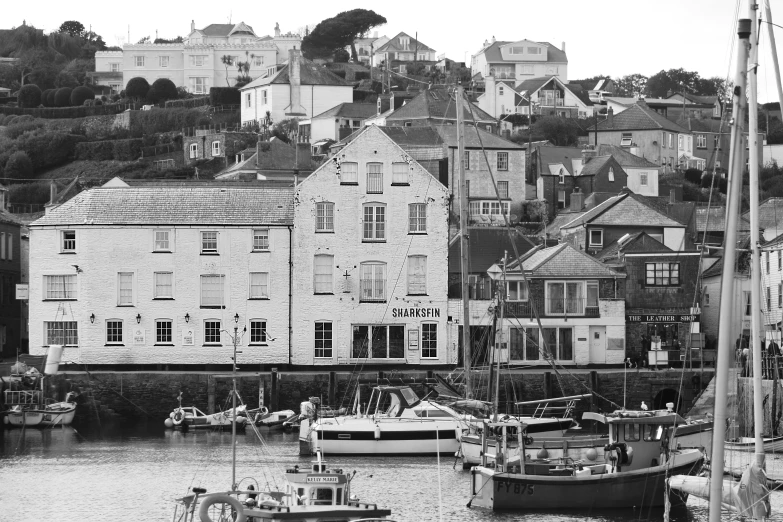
[6,368,712,425]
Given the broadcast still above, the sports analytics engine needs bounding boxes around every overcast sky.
[6,0,783,102]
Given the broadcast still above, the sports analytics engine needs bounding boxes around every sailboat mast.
[748,0,767,464]
[763,0,783,120]
[456,85,472,399]
[708,17,751,522]
[493,253,506,422]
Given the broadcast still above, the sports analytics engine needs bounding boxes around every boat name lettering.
[391,307,441,318]
[307,476,339,483]
[497,480,535,495]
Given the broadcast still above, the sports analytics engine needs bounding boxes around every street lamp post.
[225,312,245,490]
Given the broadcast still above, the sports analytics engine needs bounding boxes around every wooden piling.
[328,371,336,406]
[271,369,279,412]
[544,372,553,399]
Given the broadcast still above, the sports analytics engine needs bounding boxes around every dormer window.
[558,168,565,184]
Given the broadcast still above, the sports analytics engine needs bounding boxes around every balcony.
[448,280,495,300]
[505,298,600,319]
[360,279,386,302]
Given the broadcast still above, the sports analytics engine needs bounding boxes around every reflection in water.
[2,423,783,522]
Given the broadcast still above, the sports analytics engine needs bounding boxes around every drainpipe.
[288,224,293,365]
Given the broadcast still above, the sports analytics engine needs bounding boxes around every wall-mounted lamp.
[185,313,190,323]
[136,313,141,324]
[234,313,240,324]
[90,313,95,324]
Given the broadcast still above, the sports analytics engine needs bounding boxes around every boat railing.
[4,389,42,406]
[347,501,380,509]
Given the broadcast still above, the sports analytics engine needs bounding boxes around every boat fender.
[524,436,534,446]
[198,494,246,522]
[173,409,185,425]
[585,448,598,461]
[374,425,381,440]
[164,418,174,429]
[537,448,549,459]
[455,427,462,441]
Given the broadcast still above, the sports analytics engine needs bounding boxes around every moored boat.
[3,390,77,428]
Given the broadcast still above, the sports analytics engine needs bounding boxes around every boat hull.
[725,435,783,452]
[470,452,704,510]
[4,404,76,428]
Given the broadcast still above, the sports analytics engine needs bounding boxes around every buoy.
[164,418,174,428]
[374,425,381,440]
[198,494,247,522]
[585,448,598,461]
[537,448,549,459]
[172,409,185,426]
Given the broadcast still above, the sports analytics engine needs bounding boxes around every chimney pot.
[562,41,566,52]
[191,20,195,33]
[570,188,585,212]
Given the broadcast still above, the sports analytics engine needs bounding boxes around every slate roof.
[480,41,567,64]
[744,197,783,232]
[561,192,684,229]
[375,32,435,53]
[515,77,555,95]
[536,145,584,176]
[447,227,536,273]
[241,58,350,89]
[385,88,496,123]
[696,206,753,232]
[199,22,256,37]
[596,102,687,132]
[677,117,729,134]
[506,243,624,278]
[31,186,294,226]
[595,231,671,263]
[312,102,377,120]
[596,144,660,169]
[578,155,613,177]
[435,126,522,149]
[545,210,585,236]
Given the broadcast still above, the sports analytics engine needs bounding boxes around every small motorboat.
[3,391,77,428]
[243,407,297,429]
[164,405,247,430]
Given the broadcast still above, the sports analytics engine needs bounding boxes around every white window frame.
[367,163,383,194]
[189,143,198,159]
[588,229,603,248]
[200,274,225,308]
[621,133,632,146]
[314,321,333,358]
[250,319,267,344]
[363,203,386,242]
[252,228,269,251]
[106,319,124,345]
[697,134,706,148]
[409,203,427,234]
[262,90,268,104]
[557,190,566,208]
[351,324,406,359]
[640,173,648,186]
[110,63,120,72]
[61,230,76,253]
[211,141,221,156]
[201,231,218,254]
[117,272,134,306]
[315,202,335,232]
[341,162,358,183]
[45,321,78,346]
[134,56,144,67]
[245,93,252,108]
[421,323,438,359]
[558,168,565,184]
[249,272,270,299]
[497,181,509,199]
[497,152,509,171]
[645,262,680,286]
[155,319,173,345]
[314,254,334,294]
[507,280,528,302]
[159,56,169,68]
[154,229,172,252]
[360,262,387,302]
[43,274,77,300]
[392,163,409,184]
[407,255,427,295]
[153,271,174,299]
[545,281,586,316]
[204,319,222,345]
[190,55,207,67]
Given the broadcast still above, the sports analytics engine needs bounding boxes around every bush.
[83,99,94,106]
[209,87,240,106]
[75,138,143,161]
[125,77,150,100]
[46,89,57,107]
[332,70,347,79]
[148,78,178,104]
[18,84,42,108]
[4,151,33,179]
[7,181,51,205]
[70,86,94,107]
[684,168,702,185]
[5,120,45,140]
[40,89,53,107]
[354,71,370,81]
[54,87,73,107]
[95,99,103,106]
[15,131,85,170]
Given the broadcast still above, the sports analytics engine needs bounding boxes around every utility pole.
[456,85,472,399]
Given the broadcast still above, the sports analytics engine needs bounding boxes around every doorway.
[589,326,606,364]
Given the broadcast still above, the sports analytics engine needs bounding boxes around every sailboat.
[172,323,394,521]
[667,6,772,519]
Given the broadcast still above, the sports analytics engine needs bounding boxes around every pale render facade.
[28,187,293,366]
[292,125,451,366]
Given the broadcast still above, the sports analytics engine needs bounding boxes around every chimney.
[491,36,496,43]
[284,48,307,117]
[607,106,614,128]
[44,182,58,215]
[570,188,584,212]
[191,20,195,33]
[669,188,677,204]
[485,75,496,116]
[373,31,378,38]
[666,89,673,98]
[562,41,566,52]
[581,147,597,165]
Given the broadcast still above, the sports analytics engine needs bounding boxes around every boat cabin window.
[336,487,343,505]
[414,409,453,418]
[311,487,334,505]
[644,424,664,441]
[400,387,419,405]
[624,424,640,441]
[297,487,305,505]
[386,393,401,417]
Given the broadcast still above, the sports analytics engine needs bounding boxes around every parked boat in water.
[468,411,704,511]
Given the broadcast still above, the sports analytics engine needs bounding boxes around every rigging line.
[460,89,570,397]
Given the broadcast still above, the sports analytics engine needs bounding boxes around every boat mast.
[493,253,506,422]
[708,17,751,522]
[230,317,242,491]
[763,0,783,121]
[456,85,472,399]
[748,0,767,465]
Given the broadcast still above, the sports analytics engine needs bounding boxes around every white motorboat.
[299,385,468,456]
[3,390,77,428]
[164,404,247,430]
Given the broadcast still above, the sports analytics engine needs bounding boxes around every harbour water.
[2,422,783,522]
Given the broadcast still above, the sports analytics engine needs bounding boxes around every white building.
[471,38,568,83]
[240,49,353,125]
[28,185,294,366]
[761,233,783,339]
[94,22,301,94]
[291,125,451,367]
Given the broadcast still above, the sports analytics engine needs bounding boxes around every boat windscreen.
[400,387,419,406]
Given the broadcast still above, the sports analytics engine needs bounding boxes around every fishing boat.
[172,321,394,522]
[468,412,704,510]
[164,404,247,431]
[2,345,77,428]
[298,385,467,456]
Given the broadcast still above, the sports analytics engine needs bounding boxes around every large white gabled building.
[291,125,451,367]
[28,184,294,367]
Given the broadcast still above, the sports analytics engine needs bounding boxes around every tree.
[302,9,387,61]
[147,78,177,103]
[529,117,581,146]
[125,77,150,100]
[136,36,150,44]
[4,151,33,180]
[70,85,93,106]
[235,53,253,87]
[54,87,73,107]
[614,73,648,97]
[221,55,234,87]
[17,84,41,107]
[58,21,85,38]
[54,70,79,88]
[271,118,300,143]
[333,48,350,63]
[154,36,183,44]
[14,48,52,85]
[40,88,54,107]
[645,68,701,98]
[45,89,57,107]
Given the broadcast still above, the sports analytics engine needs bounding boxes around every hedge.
[126,77,150,100]
[70,86,95,107]
[164,96,209,109]
[54,88,73,107]
[0,104,133,119]
[209,87,240,106]
[75,138,144,161]
[148,78,178,104]
[18,85,42,108]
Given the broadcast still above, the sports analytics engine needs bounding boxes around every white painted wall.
[292,126,450,366]
[28,225,291,365]
[242,83,353,125]
[625,167,659,196]
[663,227,687,251]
